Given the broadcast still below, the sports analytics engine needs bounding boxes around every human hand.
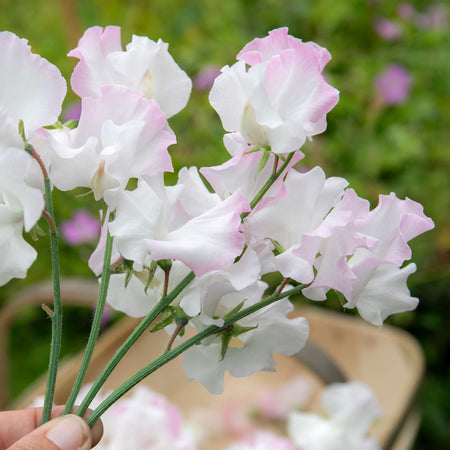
[0,406,103,449]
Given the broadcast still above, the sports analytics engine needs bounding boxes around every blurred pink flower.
[62,101,81,122]
[416,4,448,30]
[375,64,412,105]
[193,65,221,91]
[60,209,101,246]
[397,3,415,21]
[374,18,402,40]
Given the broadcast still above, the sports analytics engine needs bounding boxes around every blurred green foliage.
[0,0,449,447]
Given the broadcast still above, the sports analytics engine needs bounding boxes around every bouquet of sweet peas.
[0,25,434,432]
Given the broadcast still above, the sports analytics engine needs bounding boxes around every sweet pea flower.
[109,168,249,276]
[301,192,434,325]
[209,28,339,154]
[47,86,175,208]
[287,382,382,450]
[245,166,349,284]
[0,31,66,286]
[375,64,412,105]
[69,26,192,118]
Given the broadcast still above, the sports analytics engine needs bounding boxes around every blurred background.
[0,0,448,447]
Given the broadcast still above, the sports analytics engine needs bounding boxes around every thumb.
[8,414,93,450]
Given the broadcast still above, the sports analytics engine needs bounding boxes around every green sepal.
[268,238,285,255]
[144,260,158,293]
[244,145,270,155]
[157,259,172,271]
[335,290,347,307]
[255,148,271,175]
[18,120,26,142]
[220,332,233,360]
[29,222,47,241]
[150,314,174,333]
[44,121,63,130]
[224,301,245,319]
[64,120,78,129]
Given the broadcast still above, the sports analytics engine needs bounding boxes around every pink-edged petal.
[69,26,123,98]
[356,193,434,266]
[265,48,339,129]
[0,31,66,136]
[145,190,249,275]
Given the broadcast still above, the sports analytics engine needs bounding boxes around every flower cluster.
[0,26,433,399]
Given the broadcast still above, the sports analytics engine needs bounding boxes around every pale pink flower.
[109,169,249,276]
[375,64,412,105]
[47,86,175,208]
[60,209,101,246]
[69,26,192,118]
[209,28,339,154]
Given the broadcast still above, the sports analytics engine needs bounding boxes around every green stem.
[243,151,295,218]
[63,228,114,415]
[41,176,62,424]
[75,270,196,418]
[86,283,305,426]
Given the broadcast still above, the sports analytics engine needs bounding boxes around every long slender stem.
[86,283,305,426]
[248,151,295,212]
[63,228,114,415]
[41,177,63,424]
[75,270,196,418]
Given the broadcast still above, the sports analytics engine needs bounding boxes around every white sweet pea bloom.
[69,26,192,118]
[109,168,249,276]
[287,382,382,450]
[0,31,66,286]
[245,166,348,284]
[0,31,66,137]
[47,86,175,208]
[182,282,309,394]
[209,28,339,154]
[301,192,434,325]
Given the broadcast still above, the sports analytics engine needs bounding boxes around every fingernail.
[46,415,89,450]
